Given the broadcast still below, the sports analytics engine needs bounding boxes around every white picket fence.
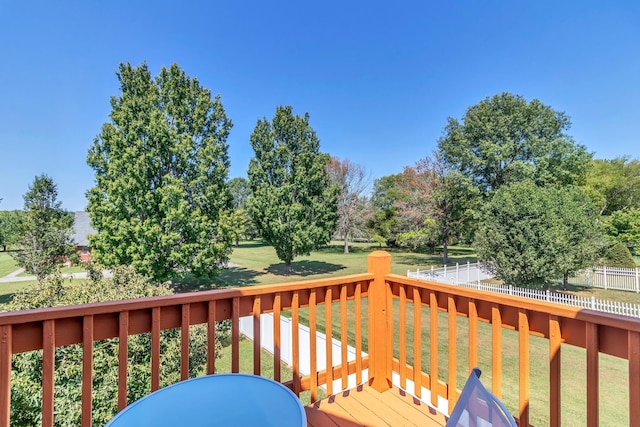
[581,266,640,293]
[408,264,640,318]
[457,281,640,318]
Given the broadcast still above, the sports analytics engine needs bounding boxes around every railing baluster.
[309,289,318,402]
[151,307,161,391]
[43,319,55,427]
[340,284,348,391]
[325,287,333,396]
[181,304,190,381]
[429,291,438,407]
[629,331,640,427]
[82,315,94,427]
[519,310,530,426]
[0,325,11,427]
[292,291,300,396]
[469,300,478,370]
[549,315,561,427]
[447,295,457,411]
[413,287,422,398]
[118,311,129,410]
[232,297,240,373]
[207,301,216,375]
[273,293,281,382]
[253,296,261,376]
[586,322,599,427]
[355,282,363,385]
[399,285,407,390]
[492,304,502,399]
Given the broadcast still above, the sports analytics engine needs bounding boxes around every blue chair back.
[446,368,517,427]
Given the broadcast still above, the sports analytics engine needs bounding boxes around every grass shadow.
[170,267,266,292]
[0,293,14,304]
[266,260,346,277]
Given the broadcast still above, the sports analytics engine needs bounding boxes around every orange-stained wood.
[629,331,640,427]
[355,282,362,385]
[118,311,129,410]
[253,296,261,376]
[232,297,240,373]
[151,307,161,392]
[399,286,407,390]
[0,325,12,427]
[429,291,438,407]
[181,304,190,381]
[492,305,502,399]
[367,251,392,392]
[549,315,561,427]
[309,289,318,402]
[325,287,333,396]
[340,285,348,391]
[468,300,478,371]
[207,301,216,375]
[273,293,282,382]
[292,291,301,396]
[413,287,422,398]
[518,310,530,427]
[0,325,11,427]
[447,296,457,411]
[81,316,94,427]
[586,322,599,427]
[43,319,55,427]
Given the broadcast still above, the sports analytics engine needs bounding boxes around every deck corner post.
[367,251,392,392]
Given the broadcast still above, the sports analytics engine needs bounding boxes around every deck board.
[305,385,448,427]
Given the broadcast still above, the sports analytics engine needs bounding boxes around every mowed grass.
[0,252,19,277]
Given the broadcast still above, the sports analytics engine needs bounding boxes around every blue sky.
[1,1,639,211]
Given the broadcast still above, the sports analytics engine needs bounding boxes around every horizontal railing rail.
[0,273,374,427]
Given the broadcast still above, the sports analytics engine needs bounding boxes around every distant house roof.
[72,211,97,247]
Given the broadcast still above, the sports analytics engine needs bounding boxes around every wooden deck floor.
[305,385,448,427]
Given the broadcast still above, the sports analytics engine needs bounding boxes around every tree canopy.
[475,181,606,289]
[86,62,234,281]
[584,157,640,216]
[0,210,22,252]
[11,174,72,281]
[603,208,640,256]
[247,106,338,274]
[326,157,369,253]
[438,92,592,194]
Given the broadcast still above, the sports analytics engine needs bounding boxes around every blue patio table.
[105,373,306,427]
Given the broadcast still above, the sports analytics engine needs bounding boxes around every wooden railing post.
[368,251,392,392]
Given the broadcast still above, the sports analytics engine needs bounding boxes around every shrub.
[4,265,229,426]
[600,242,636,268]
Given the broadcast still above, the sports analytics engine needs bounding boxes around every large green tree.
[87,63,234,281]
[12,175,72,281]
[603,208,640,256]
[475,181,606,289]
[438,92,592,195]
[5,265,229,426]
[365,174,404,246]
[584,157,640,216]
[247,106,338,274]
[0,210,23,252]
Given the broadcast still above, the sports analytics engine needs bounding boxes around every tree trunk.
[285,261,292,276]
[235,235,239,247]
[343,233,349,254]
[442,240,449,265]
[563,273,569,291]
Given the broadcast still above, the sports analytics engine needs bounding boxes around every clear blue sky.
[1,1,639,211]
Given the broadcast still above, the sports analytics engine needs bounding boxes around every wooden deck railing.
[1,251,639,426]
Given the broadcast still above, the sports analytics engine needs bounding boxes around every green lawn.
[0,252,19,277]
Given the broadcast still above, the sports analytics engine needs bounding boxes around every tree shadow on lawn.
[170,267,266,293]
[266,260,346,277]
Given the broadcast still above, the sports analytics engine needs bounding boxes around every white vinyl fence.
[581,266,640,293]
[408,264,640,318]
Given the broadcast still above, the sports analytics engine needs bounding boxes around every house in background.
[71,211,96,262]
